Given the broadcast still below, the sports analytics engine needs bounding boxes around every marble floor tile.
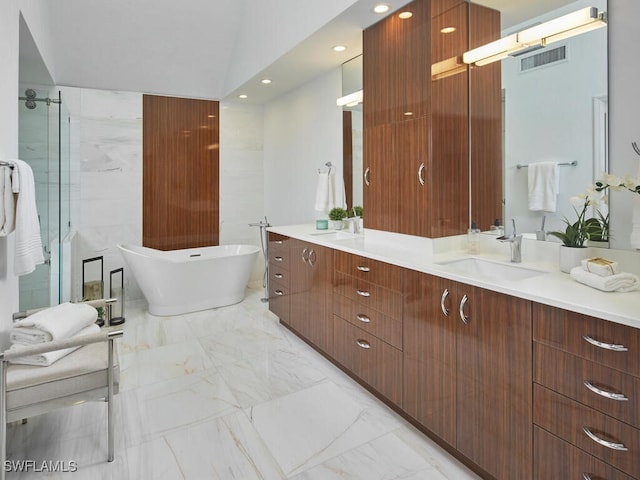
[5,286,481,480]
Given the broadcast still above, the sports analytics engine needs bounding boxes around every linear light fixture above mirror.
[462,6,607,66]
[336,89,363,107]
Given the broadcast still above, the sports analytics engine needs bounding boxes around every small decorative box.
[581,257,619,277]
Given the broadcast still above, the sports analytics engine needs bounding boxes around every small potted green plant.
[328,207,347,230]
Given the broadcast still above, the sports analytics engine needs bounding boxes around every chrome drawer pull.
[582,474,593,480]
[356,289,371,298]
[364,167,371,186]
[440,288,450,317]
[274,240,283,244]
[274,256,283,262]
[356,265,370,272]
[274,290,284,296]
[583,335,629,352]
[582,426,628,451]
[301,248,309,263]
[418,162,425,186]
[356,339,371,349]
[274,273,284,279]
[356,313,371,324]
[583,380,629,401]
[459,294,469,324]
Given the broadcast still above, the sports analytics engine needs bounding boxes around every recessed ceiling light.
[373,4,390,14]
[398,11,413,19]
[441,26,457,33]
[332,45,347,52]
[238,94,248,99]
[261,78,272,84]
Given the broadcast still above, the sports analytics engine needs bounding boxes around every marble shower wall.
[61,87,265,303]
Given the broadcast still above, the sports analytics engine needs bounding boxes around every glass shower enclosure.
[17,89,71,310]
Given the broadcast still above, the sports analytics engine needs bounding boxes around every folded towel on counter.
[11,302,98,344]
[8,324,100,366]
[0,165,15,236]
[10,159,44,275]
[581,257,619,277]
[570,266,640,292]
[528,162,559,212]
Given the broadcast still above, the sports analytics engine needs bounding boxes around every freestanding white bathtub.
[117,244,260,316]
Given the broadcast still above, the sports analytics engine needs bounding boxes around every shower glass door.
[18,90,70,310]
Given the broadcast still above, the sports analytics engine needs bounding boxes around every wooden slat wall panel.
[143,95,219,250]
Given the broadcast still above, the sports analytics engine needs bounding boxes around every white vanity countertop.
[268,224,640,329]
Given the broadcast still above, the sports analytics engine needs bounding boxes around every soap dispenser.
[467,221,481,254]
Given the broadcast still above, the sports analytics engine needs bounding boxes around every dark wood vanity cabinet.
[332,251,404,406]
[403,270,533,480]
[268,233,291,323]
[533,305,640,479]
[288,239,334,355]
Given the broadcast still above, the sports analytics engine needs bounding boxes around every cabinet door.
[403,270,457,445]
[456,284,533,480]
[289,240,333,354]
[363,123,395,232]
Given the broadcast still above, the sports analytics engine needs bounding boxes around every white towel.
[8,324,100,366]
[9,159,44,275]
[314,172,347,213]
[0,165,15,236]
[11,302,98,344]
[570,266,640,293]
[630,161,640,250]
[528,162,559,212]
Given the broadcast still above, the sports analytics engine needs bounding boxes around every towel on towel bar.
[10,302,98,344]
[8,324,101,366]
[10,159,44,275]
[630,161,640,250]
[314,171,346,214]
[0,165,15,236]
[527,162,559,212]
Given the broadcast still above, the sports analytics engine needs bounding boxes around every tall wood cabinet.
[363,0,502,238]
[403,270,533,479]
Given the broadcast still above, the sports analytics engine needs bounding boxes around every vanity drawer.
[334,250,402,292]
[333,293,402,350]
[534,304,640,377]
[268,279,289,323]
[535,343,640,428]
[535,427,635,480]
[268,262,290,289]
[268,252,290,271]
[332,315,402,406]
[333,272,403,319]
[268,233,290,253]
[534,384,640,478]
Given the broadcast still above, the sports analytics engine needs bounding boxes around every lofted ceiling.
[19,0,580,104]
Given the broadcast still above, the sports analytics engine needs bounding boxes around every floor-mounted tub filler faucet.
[497,219,523,263]
[249,217,272,302]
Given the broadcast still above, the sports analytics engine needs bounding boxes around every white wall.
[0,0,20,336]
[263,68,344,226]
[609,1,640,251]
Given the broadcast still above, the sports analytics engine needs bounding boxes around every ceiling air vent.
[520,45,567,72]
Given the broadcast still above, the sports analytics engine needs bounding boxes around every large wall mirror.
[341,0,609,244]
[471,0,608,243]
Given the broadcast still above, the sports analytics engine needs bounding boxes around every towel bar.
[517,160,577,169]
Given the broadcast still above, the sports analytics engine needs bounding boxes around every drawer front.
[268,232,290,253]
[534,304,640,377]
[535,343,640,429]
[269,251,290,271]
[269,262,290,289]
[535,427,635,480]
[334,250,402,292]
[333,293,402,350]
[534,384,640,478]
[268,280,289,323]
[334,271,403,319]
[333,315,402,406]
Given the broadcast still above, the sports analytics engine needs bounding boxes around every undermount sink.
[308,230,360,240]
[436,257,547,282]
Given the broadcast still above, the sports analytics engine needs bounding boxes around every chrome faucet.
[498,219,522,263]
[346,216,361,234]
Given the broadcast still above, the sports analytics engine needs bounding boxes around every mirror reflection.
[473,0,608,243]
[340,55,363,210]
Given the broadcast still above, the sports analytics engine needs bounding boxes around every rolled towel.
[11,302,98,344]
[570,266,640,293]
[581,257,619,277]
[8,324,100,366]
